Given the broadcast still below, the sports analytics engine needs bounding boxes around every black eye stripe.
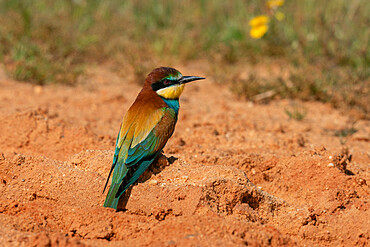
[152,79,175,91]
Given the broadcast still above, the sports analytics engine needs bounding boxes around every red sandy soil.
[0,63,369,246]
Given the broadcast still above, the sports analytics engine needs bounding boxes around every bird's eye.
[163,80,170,85]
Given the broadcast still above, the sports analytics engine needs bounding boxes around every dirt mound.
[0,150,293,246]
[0,65,369,246]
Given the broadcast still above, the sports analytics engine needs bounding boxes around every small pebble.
[327,163,334,167]
[148,180,158,185]
[34,86,43,94]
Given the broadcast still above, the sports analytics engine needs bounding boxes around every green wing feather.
[103,107,176,209]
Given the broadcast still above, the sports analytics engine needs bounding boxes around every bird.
[103,67,205,209]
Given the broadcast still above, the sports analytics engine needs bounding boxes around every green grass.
[0,0,369,117]
[285,103,307,121]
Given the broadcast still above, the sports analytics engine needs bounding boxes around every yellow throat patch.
[156,84,185,99]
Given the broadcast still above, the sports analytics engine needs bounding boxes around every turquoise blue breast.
[161,98,180,115]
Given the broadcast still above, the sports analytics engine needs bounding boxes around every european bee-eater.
[103,67,205,209]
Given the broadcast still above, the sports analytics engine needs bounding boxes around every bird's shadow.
[116,153,178,211]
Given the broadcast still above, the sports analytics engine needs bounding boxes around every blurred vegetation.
[285,103,307,121]
[0,0,369,117]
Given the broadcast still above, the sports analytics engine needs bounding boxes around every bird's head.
[146,67,205,99]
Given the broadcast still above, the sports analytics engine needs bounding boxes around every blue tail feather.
[104,183,120,209]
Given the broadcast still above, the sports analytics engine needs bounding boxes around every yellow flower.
[249,15,269,39]
[250,25,268,39]
[267,0,284,9]
[275,11,285,21]
[249,15,269,27]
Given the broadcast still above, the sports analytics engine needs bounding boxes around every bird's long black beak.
[178,76,205,84]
